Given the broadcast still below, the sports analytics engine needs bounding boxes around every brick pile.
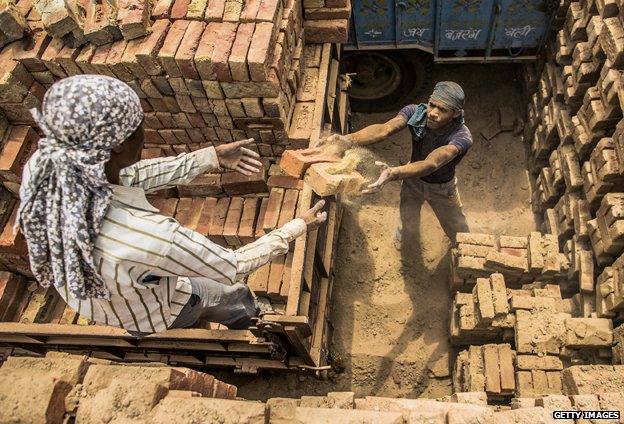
[449,268,618,400]
[523,1,624,327]
[1,355,624,424]
[301,0,350,44]
[0,352,236,423]
[450,232,565,292]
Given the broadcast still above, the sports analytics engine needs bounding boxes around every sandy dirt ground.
[221,63,537,401]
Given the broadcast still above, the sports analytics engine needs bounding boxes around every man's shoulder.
[397,103,421,121]
[453,124,473,143]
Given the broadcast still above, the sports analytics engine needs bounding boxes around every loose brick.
[194,197,217,236]
[0,271,26,322]
[0,125,38,183]
[205,0,225,21]
[208,197,230,245]
[247,262,269,294]
[221,160,268,195]
[175,20,206,79]
[255,197,269,239]
[498,344,515,392]
[228,22,254,81]
[171,0,191,18]
[247,22,274,82]
[157,19,190,78]
[280,147,340,179]
[211,22,237,82]
[194,22,220,80]
[263,187,284,232]
[117,0,151,40]
[304,19,348,43]
[238,197,260,244]
[135,19,171,76]
[222,196,244,246]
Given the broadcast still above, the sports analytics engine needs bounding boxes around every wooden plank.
[45,336,137,348]
[267,255,286,300]
[309,42,332,146]
[310,276,330,365]
[262,315,312,337]
[283,325,315,366]
[286,185,312,315]
[322,201,338,275]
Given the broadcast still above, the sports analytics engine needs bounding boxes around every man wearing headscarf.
[343,81,472,245]
[18,75,327,334]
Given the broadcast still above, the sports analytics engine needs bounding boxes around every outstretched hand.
[362,161,394,194]
[299,200,327,231]
[215,138,263,176]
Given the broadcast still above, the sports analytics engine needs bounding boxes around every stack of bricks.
[451,232,563,292]
[450,273,514,345]
[0,0,351,166]
[0,352,237,423]
[523,0,624,332]
[450,260,617,399]
[452,344,516,401]
[301,0,350,44]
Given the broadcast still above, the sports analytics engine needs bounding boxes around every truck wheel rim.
[345,52,403,100]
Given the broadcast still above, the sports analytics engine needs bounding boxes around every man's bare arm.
[363,145,460,193]
[391,145,459,180]
[346,116,407,146]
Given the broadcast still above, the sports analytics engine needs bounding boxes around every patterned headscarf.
[18,75,144,300]
[430,81,465,111]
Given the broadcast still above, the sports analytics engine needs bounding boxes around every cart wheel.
[342,50,429,113]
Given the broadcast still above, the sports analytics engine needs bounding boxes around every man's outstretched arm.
[363,145,460,193]
[345,115,407,146]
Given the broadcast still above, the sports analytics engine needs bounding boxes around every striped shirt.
[23,147,306,333]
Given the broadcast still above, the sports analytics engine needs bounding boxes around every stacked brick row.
[0,352,237,423]
[301,0,349,43]
[1,0,350,50]
[2,354,624,424]
[449,267,618,400]
[0,1,316,157]
[450,232,565,292]
[523,0,624,326]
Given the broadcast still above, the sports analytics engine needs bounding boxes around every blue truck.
[342,0,558,110]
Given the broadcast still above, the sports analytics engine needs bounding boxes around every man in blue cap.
[345,81,472,245]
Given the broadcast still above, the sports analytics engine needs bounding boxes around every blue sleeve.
[397,104,418,122]
[449,126,473,155]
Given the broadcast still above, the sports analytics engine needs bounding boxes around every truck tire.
[342,50,429,113]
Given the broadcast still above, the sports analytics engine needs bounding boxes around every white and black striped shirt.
[23,147,306,333]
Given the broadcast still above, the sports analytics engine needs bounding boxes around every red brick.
[268,175,304,190]
[174,198,194,226]
[187,128,206,143]
[0,204,26,255]
[303,19,349,43]
[205,0,225,21]
[163,96,182,113]
[171,0,191,19]
[279,147,340,179]
[238,197,259,244]
[263,187,284,232]
[135,20,171,76]
[141,148,163,160]
[0,126,38,183]
[247,263,269,294]
[277,188,298,227]
[187,198,206,231]
[0,375,71,424]
[178,173,222,197]
[247,22,275,82]
[256,0,280,22]
[194,197,218,236]
[117,0,151,40]
[150,198,179,217]
[40,37,67,78]
[228,22,254,82]
[75,43,99,74]
[208,197,230,245]
[55,44,82,76]
[267,255,285,299]
[106,39,134,82]
[152,0,176,18]
[15,31,51,72]
[145,129,166,144]
[84,0,120,45]
[222,197,244,246]
[158,20,190,77]
[212,22,237,82]
[255,197,269,239]
[221,162,269,195]
[90,43,117,78]
[0,271,26,322]
[194,22,220,80]
[239,0,260,21]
